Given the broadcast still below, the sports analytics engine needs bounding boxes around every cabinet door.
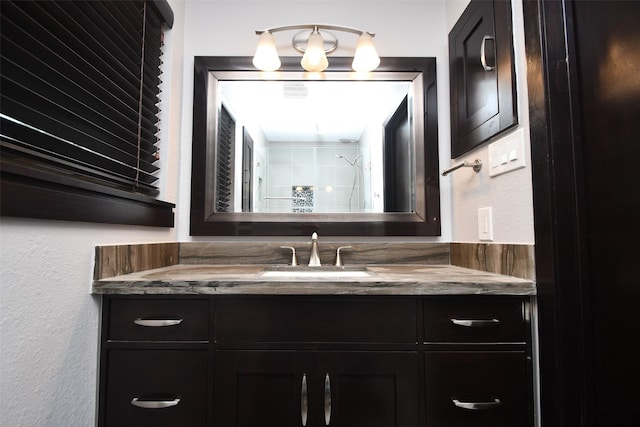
[449,0,517,157]
[103,349,208,427]
[214,350,315,427]
[425,351,530,427]
[319,352,420,427]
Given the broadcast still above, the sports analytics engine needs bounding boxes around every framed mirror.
[190,56,440,236]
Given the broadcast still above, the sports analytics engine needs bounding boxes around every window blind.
[0,0,175,226]
[216,104,235,212]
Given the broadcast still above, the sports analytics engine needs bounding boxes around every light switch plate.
[478,207,494,241]
[489,128,527,177]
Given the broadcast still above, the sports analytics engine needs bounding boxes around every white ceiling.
[220,80,409,143]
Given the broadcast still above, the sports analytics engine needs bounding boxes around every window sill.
[1,160,174,228]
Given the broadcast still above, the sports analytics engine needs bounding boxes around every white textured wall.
[444,0,535,243]
[0,1,186,425]
[0,220,177,426]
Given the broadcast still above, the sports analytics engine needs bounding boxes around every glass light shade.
[301,31,329,72]
[252,31,281,71]
[352,33,380,72]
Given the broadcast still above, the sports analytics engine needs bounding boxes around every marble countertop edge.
[92,264,536,296]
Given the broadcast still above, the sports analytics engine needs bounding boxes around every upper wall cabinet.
[449,0,517,158]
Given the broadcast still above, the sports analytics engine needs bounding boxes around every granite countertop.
[92,264,536,296]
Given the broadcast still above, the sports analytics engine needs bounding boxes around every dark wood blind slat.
[0,61,146,156]
[0,27,140,126]
[20,2,142,98]
[1,4,140,110]
[81,2,142,56]
[1,130,159,188]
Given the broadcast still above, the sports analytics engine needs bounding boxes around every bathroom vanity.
[95,264,535,427]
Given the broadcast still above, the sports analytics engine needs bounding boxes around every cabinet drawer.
[103,349,208,427]
[424,297,525,343]
[425,351,531,427]
[107,299,209,342]
[216,296,417,344]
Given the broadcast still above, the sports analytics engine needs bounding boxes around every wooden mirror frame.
[190,56,440,236]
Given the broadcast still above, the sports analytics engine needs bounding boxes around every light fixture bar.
[253,24,380,73]
[255,24,374,38]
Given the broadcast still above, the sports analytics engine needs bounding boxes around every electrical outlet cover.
[478,207,494,241]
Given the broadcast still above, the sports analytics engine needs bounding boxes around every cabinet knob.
[452,398,502,410]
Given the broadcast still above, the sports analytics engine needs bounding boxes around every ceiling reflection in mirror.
[217,79,412,214]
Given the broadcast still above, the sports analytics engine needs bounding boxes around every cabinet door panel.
[320,352,419,427]
[214,350,314,427]
[425,351,530,427]
[449,0,517,157]
[104,349,208,427]
[455,0,499,131]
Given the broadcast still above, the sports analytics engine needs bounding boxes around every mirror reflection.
[216,79,413,214]
[190,56,440,237]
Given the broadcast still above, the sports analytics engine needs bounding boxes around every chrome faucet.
[308,232,321,267]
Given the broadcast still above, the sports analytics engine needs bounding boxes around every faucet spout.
[308,232,322,267]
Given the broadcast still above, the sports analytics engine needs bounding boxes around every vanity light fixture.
[253,24,381,73]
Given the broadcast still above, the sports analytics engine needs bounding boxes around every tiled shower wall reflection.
[263,141,374,213]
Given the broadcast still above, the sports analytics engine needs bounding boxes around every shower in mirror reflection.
[335,152,364,212]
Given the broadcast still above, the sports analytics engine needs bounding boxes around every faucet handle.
[334,246,353,267]
[280,246,298,266]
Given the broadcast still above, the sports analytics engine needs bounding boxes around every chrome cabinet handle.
[453,398,502,410]
[130,397,181,409]
[301,374,308,426]
[480,35,496,71]
[450,318,500,327]
[134,318,183,327]
[324,373,332,425]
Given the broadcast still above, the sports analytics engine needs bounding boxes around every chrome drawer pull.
[453,398,502,410]
[134,318,183,327]
[131,397,181,409]
[450,318,500,327]
[480,35,496,71]
[301,374,308,426]
[324,373,332,425]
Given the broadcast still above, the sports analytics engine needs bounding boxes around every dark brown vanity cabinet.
[449,0,517,157]
[98,294,533,427]
[423,296,533,427]
[213,297,420,427]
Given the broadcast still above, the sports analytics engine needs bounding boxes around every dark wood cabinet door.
[214,350,420,427]
[103,349,208,427]
[319,352,419,427]
[214,350,314,427]
[449,0,517,157]
[425,351,531,427]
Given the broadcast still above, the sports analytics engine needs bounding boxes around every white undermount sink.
[261,267,373,279]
